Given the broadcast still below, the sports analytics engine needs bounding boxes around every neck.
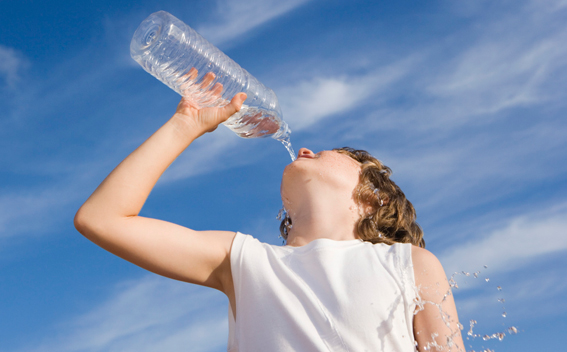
[285,196,361,247]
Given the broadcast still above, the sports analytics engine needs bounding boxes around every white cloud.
[279,58,415,131]
[197,0,312,46]
[349,0,567,135]
[374,115,567,215]
[279,77,369,131]
[331,1,567,224]
[450,257,567,326]
[0,186,78,239]
[427,28,567,119]
[439,204,567,276]
[17,276,229,352]
[0,45,27,89]
[159,126,243,183]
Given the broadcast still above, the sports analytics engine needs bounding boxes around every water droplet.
[462,271,470,276]
[498,298,505,303]
[508,326,518,334]
[485,278,490,282]
[276,206,286,221]
[497,286,502,291]
[468,320,477,336]
[484,265,488,268]
[502,311,507,318]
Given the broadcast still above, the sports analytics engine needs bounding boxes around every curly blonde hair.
[279,147,425,248]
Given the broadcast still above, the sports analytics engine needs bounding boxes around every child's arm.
[412,246,465,351]
[74,90,247,296]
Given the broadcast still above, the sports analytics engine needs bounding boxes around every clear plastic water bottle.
[130,11,293,157]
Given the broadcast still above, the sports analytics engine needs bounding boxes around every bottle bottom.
[223,105,283,139]
[223,105,295,161]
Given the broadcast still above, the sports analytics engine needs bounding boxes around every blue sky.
[1,0,566,351]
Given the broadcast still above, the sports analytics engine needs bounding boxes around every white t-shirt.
[228,232,417,352]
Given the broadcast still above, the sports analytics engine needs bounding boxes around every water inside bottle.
[223,104,295,161]
[177,83,295,160]
[160,64,295,160]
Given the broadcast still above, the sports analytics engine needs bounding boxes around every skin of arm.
[74,92,247,304]
[412,246,465,351]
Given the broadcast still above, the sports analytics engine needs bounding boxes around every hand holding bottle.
[171,70,247,137]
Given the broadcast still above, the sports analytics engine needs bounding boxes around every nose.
[298,148,314,158]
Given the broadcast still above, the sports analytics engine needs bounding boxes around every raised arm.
[412,246,465,351]
[74,90,247,297]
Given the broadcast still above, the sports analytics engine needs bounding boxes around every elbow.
[74,203,129,243]
[74,204,105,240]
[74,205,91,237]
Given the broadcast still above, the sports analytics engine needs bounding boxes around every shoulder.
[411,245,447,286]
[230,232,282,260]
[411,245,440,266]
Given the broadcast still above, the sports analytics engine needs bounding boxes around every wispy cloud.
[15,276,228,352]
[373,115,567,217]
[346,0,567,135]
[0,190,71,239]
[0,162,109,240]
[159,127,245,183]
[197,0,312,46]
[425,28,567,122]
[279,58,415,131]
[451,255,567,328]
[0,45,27,89]
[439,203,567,275]
[325,0,567,228]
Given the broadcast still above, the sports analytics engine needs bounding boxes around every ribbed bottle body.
[130,11,289,140]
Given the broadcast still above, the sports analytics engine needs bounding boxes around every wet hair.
[279,147,425,248]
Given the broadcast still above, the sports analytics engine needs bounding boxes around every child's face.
[280,148,361,207]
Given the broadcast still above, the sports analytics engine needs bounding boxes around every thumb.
[222,93,247,117]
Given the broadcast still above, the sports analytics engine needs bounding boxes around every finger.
[179,67,198,82]
[210,82,223,97]
[178,68,199,94]
[199,72,216,90]
[187,67,198,81]
[200,82,224,106]
[222,93,247,117]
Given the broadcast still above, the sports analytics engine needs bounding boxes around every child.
[75,91,464,351]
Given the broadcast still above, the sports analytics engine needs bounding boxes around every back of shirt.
[228,232,417,352]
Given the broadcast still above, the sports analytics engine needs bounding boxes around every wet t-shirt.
[228,232,417,351]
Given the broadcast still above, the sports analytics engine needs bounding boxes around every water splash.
[276,206,287,222]
[413,280,464,351]
[276,204,293,244]
[413,268,520,352]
